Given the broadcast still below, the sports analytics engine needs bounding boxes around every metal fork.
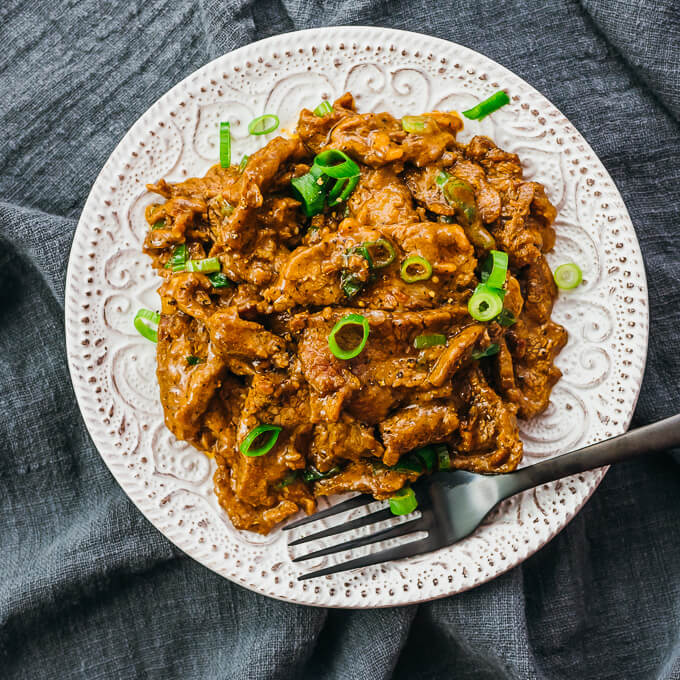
[284,414,680,580]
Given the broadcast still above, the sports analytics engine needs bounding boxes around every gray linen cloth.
[1,1,679,678]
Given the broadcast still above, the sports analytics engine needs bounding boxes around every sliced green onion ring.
[414,333,446,350]
[443,178,477,225]
[313,149,360,179]
[239,424,282,457]
[186,355,204,366]
[313,101,333,117]
[219,121,231,167]
[186,257,221,274]
[553,263,583,290]
[400,255,433,283]
[401,115,426,132]
[435,444,451,470]
[134,308,160,343]
[364,238,396,268]
[482,249,509,289]
[462,90,510,121]
[471,343,500,360]
[247,114,280,135]
[468,285,504,322]
[238,155,249,172]
[151,218,166,230]
[208,272,233,288]
[389,487,418,516]
[328,174,359,206]
[328,313,370,360]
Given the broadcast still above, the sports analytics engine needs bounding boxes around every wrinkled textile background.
[1,1,679,678]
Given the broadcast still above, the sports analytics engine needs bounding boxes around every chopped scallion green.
[313,101,333,117]
[462,90,510,120]
[240,424,282,457]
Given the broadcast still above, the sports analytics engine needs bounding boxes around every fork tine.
[288,507,393,547]
[297,537,435,581]
[282,494,372,531]
[292,512,431,562]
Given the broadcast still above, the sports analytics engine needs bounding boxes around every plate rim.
[65,25,649,608]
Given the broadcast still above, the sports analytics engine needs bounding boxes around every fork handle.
[498,413,680,498]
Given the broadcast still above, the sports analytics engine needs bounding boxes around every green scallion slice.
[413,333,446,350]
[327,174,359,206]
[219,121,231,167]
[364,238,396,268]
[553,263,583,290]
[248,114,280,135]
[239,424,282,457]
[238,155,249,172]
[462,90,510,120]
[151,218,166,230]
[340,271,364,299]
[291,166,328,217]
[133,309,160,343]
[208,272,233,288]
[400,255,433,283]
[166,244,187,272]
[442,178,477,225]
[391,458,423,474]
[185,257,221,274]
[468,285,504,322]
[328,313,370,360]
[471,343,500,360]
[496,309,516,327]
[481,249,509,289]
[313,149,360,179]
[414,446,437,472]
[313,101,333,117]
[389,487,418,516]
[186,355,204,366]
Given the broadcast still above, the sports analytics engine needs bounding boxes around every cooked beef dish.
[142,92,567,533]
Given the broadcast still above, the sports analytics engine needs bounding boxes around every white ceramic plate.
[65,26,648,607]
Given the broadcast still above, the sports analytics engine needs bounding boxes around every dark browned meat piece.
[314,461,414,500]
[507,319,567,418]
[380,402,460,466]
[145,94,568,534]
[296,92,358,154]
[309,415,384,472]
[521,255,558,323]
[453,368,523,473]
[348,167,421,225]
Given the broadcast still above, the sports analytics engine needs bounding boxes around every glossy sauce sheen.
[142,93,567,533]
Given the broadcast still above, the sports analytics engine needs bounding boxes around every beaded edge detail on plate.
[65,27,648,608]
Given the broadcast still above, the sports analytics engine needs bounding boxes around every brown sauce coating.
[143,93,566,533]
